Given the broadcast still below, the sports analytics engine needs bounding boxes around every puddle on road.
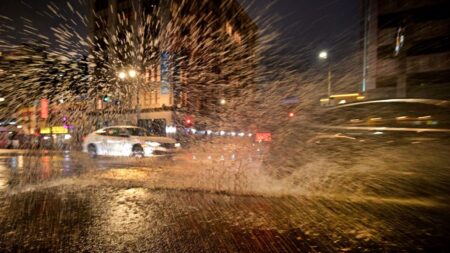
[0,145,449,252]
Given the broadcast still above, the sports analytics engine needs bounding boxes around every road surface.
[0,149,448,252]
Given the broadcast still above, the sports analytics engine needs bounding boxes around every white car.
[82,126,181,158]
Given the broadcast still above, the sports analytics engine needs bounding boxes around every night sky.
[242,0,361,67]
[0,0,361,66]
[0,0,87,51]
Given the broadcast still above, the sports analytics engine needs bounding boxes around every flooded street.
[1,0,450,251]
[0,150,448,252]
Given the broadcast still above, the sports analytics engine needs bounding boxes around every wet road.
[0,149,449,252]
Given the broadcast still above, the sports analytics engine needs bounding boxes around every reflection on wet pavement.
[0,151,449,252]
[0,152,86,191]
[1,184,448,252]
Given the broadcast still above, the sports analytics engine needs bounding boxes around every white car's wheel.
[132,145,144,158]
[88,144,97,158]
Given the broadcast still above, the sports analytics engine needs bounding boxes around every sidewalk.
[0,149,75,155]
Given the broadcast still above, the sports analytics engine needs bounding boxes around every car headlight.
[175,143,181,148]
[146,141,160,147]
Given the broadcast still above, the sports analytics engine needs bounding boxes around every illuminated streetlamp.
[128,69,137,78]
[318,51,328,59]
[118,71,126,80]
[220,98,226,105]
[118,68,139,122]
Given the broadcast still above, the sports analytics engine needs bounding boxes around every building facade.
[364,0,450,99]
[88,0,257,134]
[0,43,93,148]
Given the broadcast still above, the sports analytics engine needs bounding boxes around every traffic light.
[102,95,110,102]
[184,117,193,127]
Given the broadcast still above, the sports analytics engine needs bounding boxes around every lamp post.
[130,70,139,124]
[318,50,332,97]
[117,69,139,124]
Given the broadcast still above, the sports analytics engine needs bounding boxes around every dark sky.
[1,0,361,65]
[240,0,361,67]
[0,0,87,51]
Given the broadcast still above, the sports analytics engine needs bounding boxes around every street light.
[117,68,139,123]
[128,69,137,78]
[220,98,226,105]
[118,71,126,80]
[118,69,137,79]
[318,51,328,59]
[129,69,139,123]
[318,50,331,97]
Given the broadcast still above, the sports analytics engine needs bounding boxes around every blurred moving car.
[265,99,450,176]
[82,126,181,158]
[309,98,450,143]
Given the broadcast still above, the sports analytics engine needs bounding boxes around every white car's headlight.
[175,143,181,148]
[146,141,160,147]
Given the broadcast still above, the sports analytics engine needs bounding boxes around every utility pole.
[327,65,332,97]
[362,0,370,93]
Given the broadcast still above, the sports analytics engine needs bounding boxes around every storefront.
[39,126,72,149]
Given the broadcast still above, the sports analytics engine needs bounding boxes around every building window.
[145,71,150,83]
[378,13,404,29]
[407,36,450,56]
[144,92,151,106]
[408,70,450,87]
[154,65,158,82]
[377,45,395,59]
[156,65,161,82]
[138,119,151,129]
[152,119,166,135]
[376,76,397,88]
[137,119,168,135]
[412,3,450,23]
[154,90,159,105]
[181,91,188,107]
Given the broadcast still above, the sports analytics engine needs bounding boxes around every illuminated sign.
[255,132,272,142]
[40,99,48,119]
[52,126,68,134]
[40,127,51,134]
[40,126,68,134]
